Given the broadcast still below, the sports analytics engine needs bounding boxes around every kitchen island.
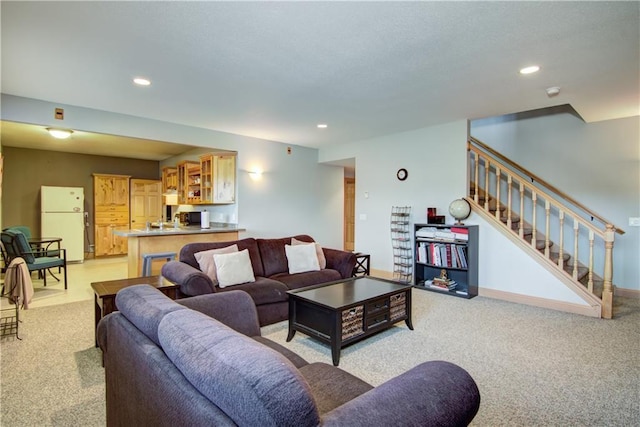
[113,224,245,277]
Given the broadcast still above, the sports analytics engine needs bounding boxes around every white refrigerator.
[41,186,85,262]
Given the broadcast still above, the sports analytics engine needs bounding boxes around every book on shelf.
[434,229,455,241]
[415,226,437,238]
[426,278,457,291]
[423,282,457,292]
[450,227,469,241]
[416,242,467,268]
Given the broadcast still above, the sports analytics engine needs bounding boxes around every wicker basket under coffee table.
[286,276,413,366]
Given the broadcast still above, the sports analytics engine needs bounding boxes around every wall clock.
[396,168,408,181]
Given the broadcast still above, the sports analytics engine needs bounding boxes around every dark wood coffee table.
[286,276,413,366]
[91,275,179,346]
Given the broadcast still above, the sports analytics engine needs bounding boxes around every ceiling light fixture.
[519,65,540,75]
[133,77,151,86]
[47,128,73,139]
[317,124,328,129]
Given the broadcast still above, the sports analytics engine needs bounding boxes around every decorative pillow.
[194,244,239,282]
[285,243,320,274]
[213,249,256,288]
[292,238,326,269]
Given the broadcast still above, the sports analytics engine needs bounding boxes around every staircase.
[467,137,625,319]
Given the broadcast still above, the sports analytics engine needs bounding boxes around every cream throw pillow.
[291,238,326,269]
[213,249,256,288]
[194,244,239,282]
[285,243,320,274]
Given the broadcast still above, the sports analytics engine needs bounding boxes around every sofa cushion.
[179,238,265,277]
[285,243,320,274]
[158,309,320,427]
[252,336,308,369]
[214,249,256,288]
[299,362,374,414]
[216,277,289,305]
[194,244,238,283]
[115,284,186,346]
[272,269,342,290]
[258,235,315,277]
[292,237,326,269]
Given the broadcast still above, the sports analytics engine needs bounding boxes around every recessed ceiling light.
[317,124,328,129]
[519,66,540,75]
[133,77,151,86]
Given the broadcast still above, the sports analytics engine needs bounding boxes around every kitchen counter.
[113,224,244,237]
[116,224,245,278]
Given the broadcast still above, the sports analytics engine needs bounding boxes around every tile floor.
[1,256,128,309]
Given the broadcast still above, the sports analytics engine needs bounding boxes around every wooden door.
[344,177,355,251]
[130,179,162,228]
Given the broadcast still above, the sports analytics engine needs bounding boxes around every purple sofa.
[97,285,481,426]
[161,235,357,326]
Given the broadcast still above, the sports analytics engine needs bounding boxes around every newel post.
[602,224,615,319]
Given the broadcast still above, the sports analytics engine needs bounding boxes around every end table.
[91,275,178,346]
[353,253,370,277]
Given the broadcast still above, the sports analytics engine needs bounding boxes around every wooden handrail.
[469,137,624,235]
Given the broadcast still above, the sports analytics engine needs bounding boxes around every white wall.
[473,214,587,304]
[320,120,469,272]
[1,95,345,249]
[472,112,639,291]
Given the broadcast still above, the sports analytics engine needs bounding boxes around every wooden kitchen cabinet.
[177,160,200,205]
[200,152,236,204]
[95,224,129,256]
[93,174,131,256]
[212,153,236,204]
[173,152,236,205]
[162,167,177,193]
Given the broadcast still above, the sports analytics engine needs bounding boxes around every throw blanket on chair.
[2,257,34,309]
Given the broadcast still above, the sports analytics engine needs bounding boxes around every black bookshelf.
[413,223,478,299]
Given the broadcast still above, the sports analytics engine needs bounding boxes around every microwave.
[178,211,201,225]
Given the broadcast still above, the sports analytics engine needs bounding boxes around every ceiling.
[1,1,638,160]
[0,121,198,161]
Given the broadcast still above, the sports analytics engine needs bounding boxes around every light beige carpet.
[0,300,104,426]
[1,289,639,426]
[262,290,640,426]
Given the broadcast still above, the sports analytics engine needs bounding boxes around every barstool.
[141,251,177,276]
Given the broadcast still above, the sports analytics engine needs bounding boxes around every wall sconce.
[47,128,74,139]
[248,169,263,181]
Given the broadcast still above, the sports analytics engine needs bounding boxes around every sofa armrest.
[177,291,261,337]
[161,260,216,297]
[323,248,357,279]
[322,361,480,427]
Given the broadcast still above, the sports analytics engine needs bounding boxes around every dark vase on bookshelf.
[413,223,478,299]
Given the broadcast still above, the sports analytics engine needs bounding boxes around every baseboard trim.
[372,268,636,315]
[615,286,640,299]
[370,269,393,280]
[479,288,601,318]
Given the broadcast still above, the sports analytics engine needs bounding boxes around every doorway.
[343,177,355,251]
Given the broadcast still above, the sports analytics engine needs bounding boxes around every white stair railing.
[468,138,624,319]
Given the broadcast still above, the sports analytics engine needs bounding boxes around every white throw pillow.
[213,249,256,288]
[291,238,326,269]
[285,243,321,274]
[194,244,239,282]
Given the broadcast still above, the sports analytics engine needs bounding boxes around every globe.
[449,198,471,224]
